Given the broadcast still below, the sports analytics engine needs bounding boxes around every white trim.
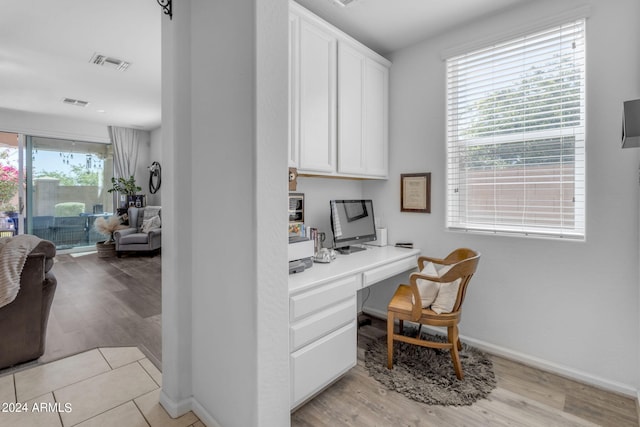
[159,392,224,427]
[0,125,110,144]
[441,5,591,60]
[191,397,224,427]
[363,308,637,397]
[158,390,193,419]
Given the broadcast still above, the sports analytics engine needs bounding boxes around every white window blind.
[446,19,586,239]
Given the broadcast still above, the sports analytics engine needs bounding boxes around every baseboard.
[159,390,223,426]
[158,390,194,419]
[636,391,640,423]
[362,307,638,397]
[191,397,223,427]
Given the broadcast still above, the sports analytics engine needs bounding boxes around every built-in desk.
[288,245,420,410]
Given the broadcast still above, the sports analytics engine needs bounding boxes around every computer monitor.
[329,200,377,254]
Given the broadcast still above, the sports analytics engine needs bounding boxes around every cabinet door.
[337,42,389,178]
[288,12,299,168]
[290,321,357,409]
[296,19,337,174]
[363,58,389,178]
[337,43,365,175]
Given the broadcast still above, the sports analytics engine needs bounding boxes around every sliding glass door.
[26,136,114,249]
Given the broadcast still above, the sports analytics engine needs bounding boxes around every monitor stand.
[336,245,366,255]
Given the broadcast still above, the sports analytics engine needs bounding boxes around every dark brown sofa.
[0,239,57,369]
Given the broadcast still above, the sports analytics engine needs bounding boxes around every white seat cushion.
[119,233,149,245]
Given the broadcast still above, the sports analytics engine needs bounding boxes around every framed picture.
[288,193,304,223]
[401,173,431,213]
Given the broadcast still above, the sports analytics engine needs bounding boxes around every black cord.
[149,162,162,194]
[360,287,371,312]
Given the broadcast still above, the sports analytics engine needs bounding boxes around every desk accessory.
[314,248,336,263]
[367,227,387,246]
[395,242,414,249]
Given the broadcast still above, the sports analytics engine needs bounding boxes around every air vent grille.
[63,98,89,107]
[89,53,131,71]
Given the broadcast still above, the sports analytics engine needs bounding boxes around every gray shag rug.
[364,330,496,406]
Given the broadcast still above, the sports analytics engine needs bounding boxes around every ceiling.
[0,0,161,131]
[295,0,530,56]
[0,0,529,132]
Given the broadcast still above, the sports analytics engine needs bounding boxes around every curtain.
[108,126,142,179]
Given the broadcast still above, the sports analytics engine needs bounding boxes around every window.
[446,19,586,239]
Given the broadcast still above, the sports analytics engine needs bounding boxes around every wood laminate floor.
[0,250,164,377]
[292,317,639,427]
[2,252,637,426]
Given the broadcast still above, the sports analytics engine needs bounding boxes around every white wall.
[0,107,109,142]
[363,0,640,394]
[295,177,364,244]
[160,0,193,419]
[0,107,156,209]
[161,1,289,426]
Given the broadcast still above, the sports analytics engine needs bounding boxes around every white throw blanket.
[0,235,43,309]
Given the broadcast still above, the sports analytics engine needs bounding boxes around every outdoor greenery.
[0,149,18,212]
[463,137,576,170]
[36,164,100,186]
[461,55,581,170]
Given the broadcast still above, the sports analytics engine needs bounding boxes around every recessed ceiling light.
[96,109,106,113]
[89,53,131,71]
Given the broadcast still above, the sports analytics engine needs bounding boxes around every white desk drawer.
[290,322,357,408]
[362,255,417,288]
[290,297,356,352]
[290,275,358,322]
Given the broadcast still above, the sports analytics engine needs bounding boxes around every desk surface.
[289,245,420,294]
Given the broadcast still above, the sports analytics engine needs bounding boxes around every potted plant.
[94,215,126,257]
[107,176,142,208]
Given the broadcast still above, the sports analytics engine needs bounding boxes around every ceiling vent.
[63,98,89,107]
[89,53,131,71]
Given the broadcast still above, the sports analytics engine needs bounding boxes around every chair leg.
[448,325,463,380]
[387,311,395,369]
[398,319,404,334]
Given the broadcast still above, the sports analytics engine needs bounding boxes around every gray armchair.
[114,206,161,256]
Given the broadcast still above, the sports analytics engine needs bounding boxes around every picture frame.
[288,193,304,223]
[401,173,431,213]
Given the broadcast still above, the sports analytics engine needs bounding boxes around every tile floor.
[0,347,202,427]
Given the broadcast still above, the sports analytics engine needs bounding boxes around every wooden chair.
[387,248,480,380]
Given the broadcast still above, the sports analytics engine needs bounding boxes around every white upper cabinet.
[337,43,365,175]
[289,2,390,179]
[362,57,389,177]
[290,10,337,174]
[337,43,389,178]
